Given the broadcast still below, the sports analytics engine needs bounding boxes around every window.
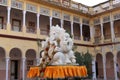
[12,19,21,32]
[0,17,3,29]
[27,21,36,33]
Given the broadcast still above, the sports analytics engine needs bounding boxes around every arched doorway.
[106,52,115,80]
[0,47,6,80]
[25,49,36,79]
[96,53,104,79]
[9,48,22,80]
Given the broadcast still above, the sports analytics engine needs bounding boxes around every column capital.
[7,6,11,11]
[22,57,26,59]
[23,10,26,14]
[37,13,40,17]
[6,57,10,61]
[50,16,52,20]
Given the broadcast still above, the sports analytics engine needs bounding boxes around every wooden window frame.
[12,19,21,32]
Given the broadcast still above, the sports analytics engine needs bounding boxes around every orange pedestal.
[27,66,87,79]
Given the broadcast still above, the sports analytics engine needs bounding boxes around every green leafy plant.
[75,51,92,78]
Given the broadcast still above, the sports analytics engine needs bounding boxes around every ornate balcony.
[40,0,89,14]
[40,0,120,15]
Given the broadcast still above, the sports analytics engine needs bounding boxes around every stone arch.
[26,49,36,59]
[106,52,115,80]
[96,53,104,79]
[9,48,22,80]
[0,47,6,80]
[9,48,22,59]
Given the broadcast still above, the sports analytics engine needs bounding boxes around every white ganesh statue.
[39,25,76,66]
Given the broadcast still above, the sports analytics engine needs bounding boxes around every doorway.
[10,60,19,80]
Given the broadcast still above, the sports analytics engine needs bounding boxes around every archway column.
[103,55,107,80]
[114,55,118,80]
[6,57,10,80]
[92,57,96,80]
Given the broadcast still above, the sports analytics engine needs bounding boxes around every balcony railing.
[0,0,7,5]
[104,34,111,40]
[12,26,22,32]
[115,33,120,38]
[40,29,49,36]
[74,35,80,40]
[26,27,36,34]
[83,37,90,41]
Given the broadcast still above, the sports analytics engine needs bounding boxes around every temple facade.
[0,0,120,80]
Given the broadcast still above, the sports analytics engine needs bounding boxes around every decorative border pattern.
[52,10,60,18]
[26,3,37,13]
[40,7,50,16]
[11,0,23,9]
[82,18,89,25]
[0,0,7,5]
[94,18,100,25]
[63,13,70,21]
[73,16,80,23]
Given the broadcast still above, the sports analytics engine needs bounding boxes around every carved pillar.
[110,21,115,42]
[110,13,115,42]
[6,57,10,80]
[80,23,83,41]
[23,10,26,33]
[103,55,107,80]
[37,13,40,34]
[92,58,97,80]
[7,7,11,31]
[61,19,63,28]
[50,16,52,27]
[71,21,73,36]
[100,17,104,43]
[114,55,118,80]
